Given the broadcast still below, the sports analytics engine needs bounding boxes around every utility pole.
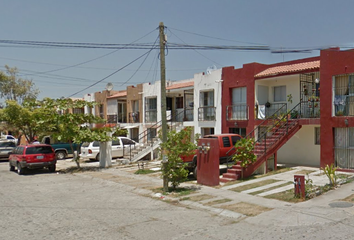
[159,22,168,192]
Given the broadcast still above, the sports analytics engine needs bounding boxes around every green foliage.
[0,65,39,104]
[321,164,338,187]
[0,98,127,168]
[232,138,257,167]
[160,127,196,190]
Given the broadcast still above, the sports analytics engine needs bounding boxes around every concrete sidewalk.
[56,159,354,221]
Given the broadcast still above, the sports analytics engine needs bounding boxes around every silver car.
[0,141,17,159]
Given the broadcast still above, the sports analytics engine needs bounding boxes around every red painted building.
[221,48,354,172]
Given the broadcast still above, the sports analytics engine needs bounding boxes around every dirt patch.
[265,189,305,203]
[342,194,354,203]
[220,202,272,216]
[294,170,315,175]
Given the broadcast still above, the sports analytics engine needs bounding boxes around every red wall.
[320,48,354,167]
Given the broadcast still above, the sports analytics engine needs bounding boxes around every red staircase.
[221,106,302,183]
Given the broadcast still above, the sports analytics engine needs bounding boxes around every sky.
[0,0,354,101]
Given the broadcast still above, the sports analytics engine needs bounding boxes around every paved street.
[2,159,354,239]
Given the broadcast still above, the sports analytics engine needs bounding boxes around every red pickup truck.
[180,133,242,178]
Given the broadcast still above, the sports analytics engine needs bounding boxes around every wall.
[320,48,354,168]
[127,84,143,122]
[278,125,320,167]
[83,93,95,115]
[193,69,222,135]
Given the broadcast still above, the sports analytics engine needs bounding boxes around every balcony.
[198,106,216,121]
[226,104,248,120]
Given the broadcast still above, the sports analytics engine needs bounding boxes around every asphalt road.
[2,160,354,240]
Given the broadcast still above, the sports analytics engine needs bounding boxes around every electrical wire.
[67,45,159,97]
[19,28,158,77]
[118,36,159,87]
[167,28,223,67]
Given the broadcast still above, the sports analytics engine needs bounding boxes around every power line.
[67,46,158,97]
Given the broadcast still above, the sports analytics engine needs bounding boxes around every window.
[334,127,354,169]
[200,90,214,107]
[333,74,354,116]
[315,127,320,145]
[274,86,286,102]
[112,140,121,146]
[229,128,246,137]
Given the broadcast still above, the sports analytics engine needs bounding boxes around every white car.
[80,137,141,161]
[0,135,18,144]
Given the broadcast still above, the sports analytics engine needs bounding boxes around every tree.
[0,65,39,104]
[40,98,127,168]
[0,100,54,143]
[0,98,127,168]
[232,138,257,168]
[160,127,197,190]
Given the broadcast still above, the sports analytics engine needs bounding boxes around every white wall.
[278,125,320,167]
[142,81,161,123]
[107,99,117,115]
[256,74,300,110]
[194,69,222,136]
[83,93,95,115]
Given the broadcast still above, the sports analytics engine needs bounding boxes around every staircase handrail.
[137,109,185,145]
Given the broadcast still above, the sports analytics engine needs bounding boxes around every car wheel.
[17,163,25,175]
[193,166,197,179]
[9,163,15,171]
[95,153,100,161]
[48,165,56,173]
[55,151,66,160]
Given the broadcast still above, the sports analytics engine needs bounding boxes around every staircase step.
[227,168,242,174]
[220,177,237,183]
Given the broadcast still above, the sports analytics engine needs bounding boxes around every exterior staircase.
[125,113,184,163]
[221,103,302,183]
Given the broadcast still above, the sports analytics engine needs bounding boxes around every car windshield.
[25,146,53,154]
[0,142,15,147]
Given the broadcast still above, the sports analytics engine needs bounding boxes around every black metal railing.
[198,106,216,121]
[226,104,249,120]
[256,103,287,119]
[225,103,302,166]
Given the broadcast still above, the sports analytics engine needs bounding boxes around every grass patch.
[59,166,101,173]
[203,198,232,206]
[220,202,272,216]
[264,189,305,203]
[152,186,199,197]
[134,169,156,174]
[250,181,293,195]
[230,179,280,192]
[181,194,216,202]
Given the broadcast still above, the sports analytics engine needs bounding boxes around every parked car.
[41,136,81,160]
[0,141,17,159]
[1,135,18,144]
[80,137,142,161]
[9,144,56,175]
[181,133,242,178]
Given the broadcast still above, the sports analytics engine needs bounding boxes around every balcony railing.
[301,100,320,118]
[107,114,117,124]
[226,104,248,120]
[198,106,216,121]
[129,112,139,123]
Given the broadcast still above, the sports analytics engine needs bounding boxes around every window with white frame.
[231,87,247,120]
[274,86,286,102]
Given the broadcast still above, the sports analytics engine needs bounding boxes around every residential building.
[222,47,354,172]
